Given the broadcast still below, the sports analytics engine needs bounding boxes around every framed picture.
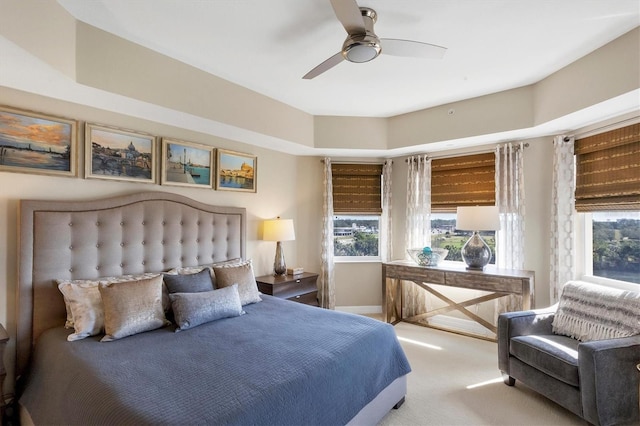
[161,138,213,188]
[0,105,77,177]
[216,148,257,192]
[85,123,156,183]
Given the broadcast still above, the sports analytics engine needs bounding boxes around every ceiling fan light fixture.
[342,35,381,63]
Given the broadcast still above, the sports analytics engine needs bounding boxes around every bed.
[15,191,410,425]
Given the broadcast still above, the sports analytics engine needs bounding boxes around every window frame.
[576,212,639,291]
[333,214,382,263]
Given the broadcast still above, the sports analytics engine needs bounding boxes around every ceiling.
[57,0,640,118]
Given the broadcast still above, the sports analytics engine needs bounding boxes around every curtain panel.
[380,160,393,263]
[404,155,431,317]
[320,158,335,309]
[495,142,526,318]
[550,136,576,303]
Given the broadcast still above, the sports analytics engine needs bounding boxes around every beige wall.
[0,87,301,394]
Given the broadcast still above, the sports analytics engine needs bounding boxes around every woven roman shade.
[332,163,383,214]
[431,153,495,212]
[575,123,640,211]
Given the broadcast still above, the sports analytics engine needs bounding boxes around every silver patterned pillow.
[169,284,244,331]
[99,275,170,342]
[212,260,262,306]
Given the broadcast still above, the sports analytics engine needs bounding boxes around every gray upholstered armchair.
[498,294,640,426]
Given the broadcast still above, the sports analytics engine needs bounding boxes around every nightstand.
[255,272,319,306]
[0,323,8,424]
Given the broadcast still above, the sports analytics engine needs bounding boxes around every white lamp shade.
[263,218,296,242]
[456,206,500,231]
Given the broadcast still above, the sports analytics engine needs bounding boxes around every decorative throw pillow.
[57,272,168,331]
[99,275,170,342]
[163,268,214,294]
[166,258,242,287]
[57,281,104,341]
[552,281,640,341]
[169,284,244,331]
[212,260,262,306]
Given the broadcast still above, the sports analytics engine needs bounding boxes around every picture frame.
[0,105,77,177]
[216,148,257,193]
[85,123,156,184]
[161,138,214,189]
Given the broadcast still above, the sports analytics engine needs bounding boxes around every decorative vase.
[461,231,492,270]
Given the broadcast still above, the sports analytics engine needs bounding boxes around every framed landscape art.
[161,138,213,189]
[0,105,77,177]
[85,123,156,183]
[216,148,257,192]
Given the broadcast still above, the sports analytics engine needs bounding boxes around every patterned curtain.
[320,157,335,309]
[550,136,576,303]
[404,155,431,317]
[380,160,393,262]
[495,142,526,318]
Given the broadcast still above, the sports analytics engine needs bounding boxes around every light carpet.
[376,321,585,426]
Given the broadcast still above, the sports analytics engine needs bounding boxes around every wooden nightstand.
[255,272,319,306]
[0,323,8,424]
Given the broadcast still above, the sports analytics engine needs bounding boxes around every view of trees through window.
[431,214,496,264]
[591,212,640,284]
[333,216,379,257]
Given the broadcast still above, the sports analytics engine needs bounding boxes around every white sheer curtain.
[380,160,393,262]
[320,157,335,309]
[406,155,432,250]
[404,155,431,317]
[495,142,526,317]
[550,135,576,303]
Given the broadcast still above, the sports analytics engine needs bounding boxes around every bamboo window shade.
[575,123,640,211]
[431,152,495,212]
[331,163,383,214]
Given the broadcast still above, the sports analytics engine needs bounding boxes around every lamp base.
[273,241,287,276]
[461,231,492,270]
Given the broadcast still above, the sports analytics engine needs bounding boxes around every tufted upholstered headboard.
[17,191,246,377]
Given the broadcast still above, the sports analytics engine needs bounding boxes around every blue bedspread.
[20,295,411,425]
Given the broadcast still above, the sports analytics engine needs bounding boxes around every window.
[575,122,639,287]
[333,215,379,258]
[582,211,640,286]
[429,153,497,264]
[431,213,496,264]
[331,163,383,260]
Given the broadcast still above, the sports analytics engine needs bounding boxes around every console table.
[382,261,534,341]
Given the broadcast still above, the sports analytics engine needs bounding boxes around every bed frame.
[17,191,405,424]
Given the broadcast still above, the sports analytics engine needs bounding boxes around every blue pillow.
[169,284,244,331]
[163,268,213,294]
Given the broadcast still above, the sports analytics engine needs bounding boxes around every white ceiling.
[57,0,640,118]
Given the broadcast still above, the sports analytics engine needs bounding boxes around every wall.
[0,87,300,396]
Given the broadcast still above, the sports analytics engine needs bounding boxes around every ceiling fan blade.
[330,0,365,34]
[303,52,345,79]
[380,38,447,59]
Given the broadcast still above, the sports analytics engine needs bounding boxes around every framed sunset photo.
[216,149,257,192]
[0,106,77,177]
[85,123,156,183]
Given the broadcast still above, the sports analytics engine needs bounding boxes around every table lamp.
[263,218,296,276]
[456,206,499,270]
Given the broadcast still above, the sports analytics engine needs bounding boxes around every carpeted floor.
[376,320,586,426]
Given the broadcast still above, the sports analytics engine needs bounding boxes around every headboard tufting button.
[120,222,124,226]
[120,242,125,247]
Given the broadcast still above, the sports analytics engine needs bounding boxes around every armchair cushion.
[510,334,579,386]
[552,281,640,341]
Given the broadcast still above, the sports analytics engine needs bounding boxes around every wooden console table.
[382,261,534,341]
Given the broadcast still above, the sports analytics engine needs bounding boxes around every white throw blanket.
[552,281,640,341]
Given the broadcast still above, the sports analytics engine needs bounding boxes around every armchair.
[498,288,640,426]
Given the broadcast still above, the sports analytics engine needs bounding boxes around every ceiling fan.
[303,0,447,79]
